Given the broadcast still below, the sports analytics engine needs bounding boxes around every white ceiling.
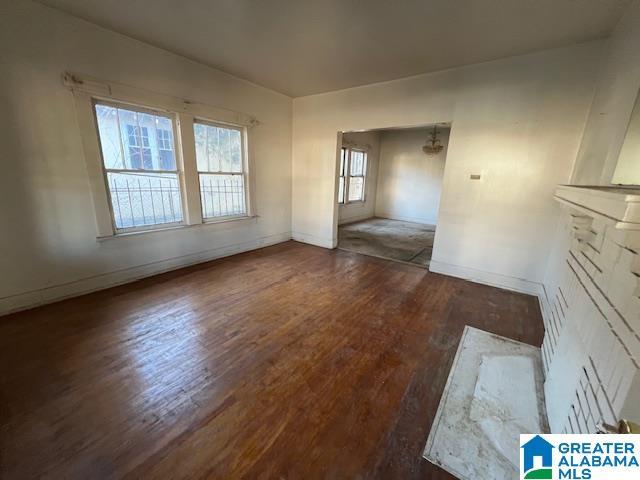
[37,0,630,97]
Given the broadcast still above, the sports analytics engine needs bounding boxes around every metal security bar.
[95,101,185,232]
[199,173,246,219]
[107,172,183,229]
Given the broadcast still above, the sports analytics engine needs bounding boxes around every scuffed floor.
[423,326,548,480]
[337,217,435,267]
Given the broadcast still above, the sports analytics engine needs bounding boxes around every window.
[126,124,152,169]
[348,149,366,202]
[94,102,184,231]
[156,128,174,170]
[338,148,347,204]
[69,72,256,238]
[193,121,247,219]
[338,147,367,204]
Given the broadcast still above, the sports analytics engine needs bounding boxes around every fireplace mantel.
[554,185,640,227]
[541,183,640,433]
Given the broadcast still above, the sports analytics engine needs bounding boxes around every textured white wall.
[572,0,640,185]
[338,131,380,225]
[375,128,449,225]
[0,1,292,314]
[292,43,602,289]
[612,91,640,185]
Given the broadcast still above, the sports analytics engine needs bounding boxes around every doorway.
[336,124,450,267]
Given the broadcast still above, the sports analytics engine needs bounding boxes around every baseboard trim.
[338,213,374,225]
[374,212,437,226]
[429,260,544,297]
[291,231,335,249]
[0,232,292,316]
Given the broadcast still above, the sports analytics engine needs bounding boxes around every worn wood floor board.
[0,241,544,479]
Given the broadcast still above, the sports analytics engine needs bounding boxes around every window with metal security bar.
[95,102,184,231]
[338,147,367,204]
[69,73,255,238]
[194,121,247,220]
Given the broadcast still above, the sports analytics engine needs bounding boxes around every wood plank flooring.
[0,241,544,479]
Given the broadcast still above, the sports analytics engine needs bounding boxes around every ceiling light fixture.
[423,126,444,155]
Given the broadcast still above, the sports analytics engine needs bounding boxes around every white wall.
[540,2,640,429]
[613,92,640,184]
[0,1,292,314]
[375,128,449,225]
[571,0,640,185]
[338,131,380,225]
[292,43,603,291]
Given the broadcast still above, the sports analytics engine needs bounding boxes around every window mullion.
[177,112,202,225]
[136,114,144,169]
[115,107,126,169]
[345,148,351,204]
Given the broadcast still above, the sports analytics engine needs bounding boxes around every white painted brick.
[585,386,601,419]
[566,416,575,433]
[618,247,636,271]
[571,214,593,227]
[596,386,616,425]
[608,265,638,312]
[586,414,597,433]
[601,236,623,265]
[611,359,637,415]
[608,229,640,250]
[619,296,640,333]
[545,200,639,434]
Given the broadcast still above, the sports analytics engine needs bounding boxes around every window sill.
[96,215,258,242]
[202,214,253,225]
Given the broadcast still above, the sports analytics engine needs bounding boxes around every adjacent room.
[2,1,640,479]
[337,125,449,267]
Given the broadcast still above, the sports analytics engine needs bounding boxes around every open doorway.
[336,124,450,267]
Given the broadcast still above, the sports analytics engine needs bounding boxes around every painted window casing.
[67,72,256,238]
[338,147,367,204]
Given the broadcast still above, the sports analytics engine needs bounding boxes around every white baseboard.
[429,260,544,297]
[375,212,437,226]
[291,231,335,249]
[338,213,374,225]
[0,232,291,316]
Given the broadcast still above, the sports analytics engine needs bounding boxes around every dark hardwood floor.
[0,241,544,479]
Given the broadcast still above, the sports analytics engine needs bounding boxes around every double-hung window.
[338,147,347,204]
[338,147,367,204]
[94,102,184,232]
[193,121,247,220]
[71,72,255,238]
[156,128,174,170]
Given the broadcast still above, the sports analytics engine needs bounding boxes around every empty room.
[338,125,449,266]
[1,1,640,479]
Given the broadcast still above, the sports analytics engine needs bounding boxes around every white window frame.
[338,147,347,204]
[194,118,249,222]
[66,72,257,238]
[339,147,368,204]
[126,124,152,169]
[156,127,175,170]
[93,99,186,234]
